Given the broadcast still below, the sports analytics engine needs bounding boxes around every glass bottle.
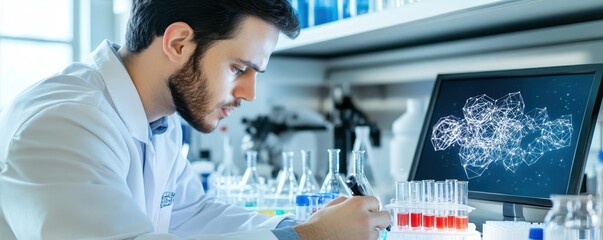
[298,150,320,195]
[544,195,574,240]
[275,151,299,208]
[320,149,352,196]
[311,0,340,26]
[349,126,374,184]
[564,195,598,240]
[289,0,309,29]
[238,150,263,210]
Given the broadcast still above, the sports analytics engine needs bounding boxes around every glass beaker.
[275,151,299,209]
[298,150,320,195]
[320,149,352,196]
[238,150,264,209]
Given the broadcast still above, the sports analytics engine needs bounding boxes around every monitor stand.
[503,202,525,221]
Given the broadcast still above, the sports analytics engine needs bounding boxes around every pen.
[345,175,392,232]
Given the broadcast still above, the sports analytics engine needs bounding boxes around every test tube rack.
[385,223,481,240]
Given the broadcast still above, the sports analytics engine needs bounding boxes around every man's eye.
[234,67,245,75]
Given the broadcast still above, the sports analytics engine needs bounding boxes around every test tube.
[395,181,410,230]
[445,179,457,231]
[434,181,448,231]
[296,195,309,222]
[422,180,435,230]
[410,181,423,230]
[308,194,321,215]
[455,181,469,231]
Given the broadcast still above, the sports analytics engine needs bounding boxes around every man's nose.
[233,72,257,102]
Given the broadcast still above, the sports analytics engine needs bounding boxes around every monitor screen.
[410,64,603,207]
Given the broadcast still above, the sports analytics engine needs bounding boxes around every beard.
[168,53,217,133]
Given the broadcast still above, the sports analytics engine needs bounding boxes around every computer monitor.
[410,64,603,209]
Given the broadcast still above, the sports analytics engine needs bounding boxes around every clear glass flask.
[349,126,375,185]
[320,149,352,196]
[216,133,240,178]
[274,151,299,208]
[298,150,320,195]
[349,150,376,196]
[238,150,263,209]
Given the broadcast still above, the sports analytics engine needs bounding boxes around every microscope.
[241,106,332,182]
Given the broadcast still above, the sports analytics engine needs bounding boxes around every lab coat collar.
[91,40,150,143]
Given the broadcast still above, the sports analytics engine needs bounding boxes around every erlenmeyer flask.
[216,133,240,179]
[210,131,240,203]
[320,149,352,196]
[275,151,299,208]
[349,126,374,183]
[298,150,320,195]
[238,150,263,209]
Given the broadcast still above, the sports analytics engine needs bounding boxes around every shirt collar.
[150,117,168,135]
[90,40,161,143]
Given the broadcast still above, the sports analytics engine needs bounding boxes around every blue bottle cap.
[318,193,337,205]
[296,195,309,206]
[528,227,543,240]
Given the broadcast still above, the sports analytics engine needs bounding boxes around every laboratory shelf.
[274,0,603,57]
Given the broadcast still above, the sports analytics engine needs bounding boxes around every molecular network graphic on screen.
[430,92,573,179]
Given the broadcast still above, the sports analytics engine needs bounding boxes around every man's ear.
[162,22,195,65]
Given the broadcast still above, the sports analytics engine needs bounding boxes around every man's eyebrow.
[237,59,265,73]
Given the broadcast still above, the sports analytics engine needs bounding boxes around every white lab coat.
[0,40,285,240]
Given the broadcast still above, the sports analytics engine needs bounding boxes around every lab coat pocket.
[157,191,175,232]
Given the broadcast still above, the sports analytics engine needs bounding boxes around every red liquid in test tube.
[423,214,435,228]
[435,216,447,230]
[447,215,455,229]
[410,212,422,228]
[455,216,469,231]
[397,212,409,227]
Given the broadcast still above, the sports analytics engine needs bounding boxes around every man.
[0,0,390,239]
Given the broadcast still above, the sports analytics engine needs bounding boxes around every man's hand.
[293,196,391,240]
